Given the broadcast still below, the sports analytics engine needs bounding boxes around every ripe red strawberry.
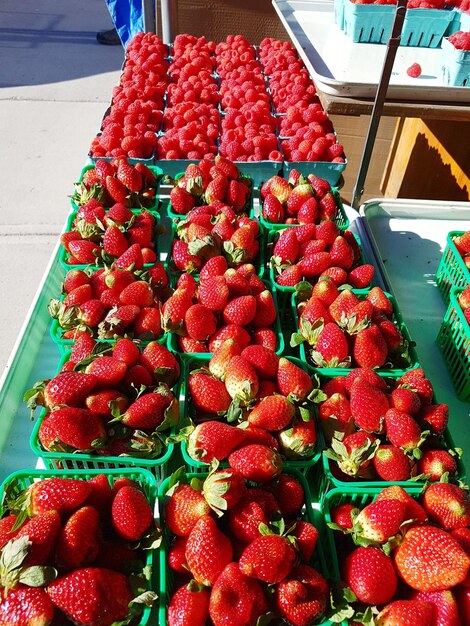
[224,356,259,405]
[395,525,470,591]
[266,473,304,518]
[279,417,317,459]
[345,367,387,392]
[348,264,375,289]
[184,304,217,342]
[172,240,203,273]
[20,477,91,517]
[200,255,228,281]
[239,534,296,583]
[376,485,427,524]
[120,386,177,430]
[185,515,233,586]
[63,284,93,308]
[171,186,196,215]
[56,506,101,570]
[98,304,140,338]
[112,485,153,541]
[353,499,407,544]
[330,503,356,530]
[277,357,313,401]
[189,371,231,414]
[198,276,229,312]
[68,333,97,365]
[291,520,319,562]
[247,395,295,431]
[67,240,100,264]
[112,338,139,367]
[0,587,55,626]
[398,369,434,406]
[116,160,142,192]
[27,372,98,411]
[252,327,277,352]
[345,546,398,605]
[202,469,245,515]
[263,194,285,223]
[85,474,113,515]
[311,323,350,368]
[84,356,127,389]
[114,243,144,270]
[277,265,302,287]
[39,408,106,453]
[420,403,448,436]
[376,600,434,626]
[167,582,210,626]
[410,590,461,626]
[318,392,353,442]
[79,300,107,328]
[384,408,423,451]
[208,339,242,380]
[134,307,162,339]
[311,279,340,307]
[353,324,388,369]
[228,486,280,545]
[168,536,188,575]
[318,192,338,220]
[390,386,421,415]
[105,202,133,226]
[330,236,354,270]
[209,562,268,626]
[166,485,211,537]
[46,567,133,626]
[252,290,277,329]
[328,289,359,323]
[0,516,20,550]
[187,421,246,463]
[350,380,389,433]
[102,225,128,258]
[417,448,458,481]
[373,445,412,481]
[228,444,282,483]
[15,510,61,565]
[139,341,180,387]
[276,565,328,626]
[223,295,256,326]
[423,482,470,530]
[287,182,314,216]
[297,252,332,278]
[326,430,378,477]
[273,229,299,265]
[119,280,154,307]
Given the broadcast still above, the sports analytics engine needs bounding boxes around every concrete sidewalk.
[0,0,125,373]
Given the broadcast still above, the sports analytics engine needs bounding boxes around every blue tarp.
[104,0,144,48]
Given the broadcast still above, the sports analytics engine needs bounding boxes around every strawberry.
[376,485,427,524]
[345,367,387,392]
[63,284,93,308]
[56,506,101,570]
[276,565,328,626]
[116,160,142,192]
[266,473,304,518]
[224,356,259,405]
[311,279,340,307]
[353,499,407,544]
[277,358,313,401]
[252,328,277,352]
[287,182,314,216]
[85,474,113,515]
[98,304,140,337]
[187,421,246,463]
[223,295,256,326]
[423,482,470,530]
[344,546,398,605]
[291,520,319,562]
[353,324,388,369]
[185,515,233,586]
[330,503,356,530]
[418,448,458,481]
[208,339,242,380]
[376,600,434,626]
[67,240,100,264]
[273,229,299,265]
[199,255,228,281]
[105,202,133,225]
[209,562,269,626]
[79,300,107,328]
[229,487,280,545]
[119,281,154,307]
[279,417,317,459]
[112,338,140,367]
[123,363,153,389]
[168,536,189,575]
[171,186,196,215]
[84,356,127,389]
[102,225,128,258]
[46,567,133,626]
[268,176,291,204]
[189,371,231,414]
[373,445,412,481]
[420,403,448,436]
[112,485,153,541]
[394,525,470,591]
[228,444,282,483]
[114,243,144,270]
[202,469,246,515]
[172,240,203,273]
[328,289,359,324]
[18,477,91,517]
[26,372,98,412]
[367,286,393,316]
[198,276,229,312]
[239,533,296,584]
[119,386,178,430]
[38,408,106,453]
[390,386,421,415]
[184,304,217,342]
[350,380,389,433]
[398,369,434,406]
[311,323,350,368]
[410,590,461,626]
[326,431,379,478]
[0,516,20,550]
[348,264,375,289]
[134,307,162,339]
[139,341,180,387]
[0,587,55,626]
[329,236,354,270]
[69,333,97,365]
[318,393,353,442]
[166,485,211,537]
[247,395,295,431]
[297,252,332,278]
[168,581,210,626]
[277,265,302,287]
[14,510,61,566]
[262,194,285,222]
[252,290,277,329]
[384,408,423,452]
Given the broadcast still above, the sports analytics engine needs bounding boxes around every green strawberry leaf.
[294,281,313,302]
[290,332,305,347]
[18,565,57,587]
[165,466,188,496]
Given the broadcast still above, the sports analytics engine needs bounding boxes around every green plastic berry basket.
[179,356,324,483]
[29,352,184,481]
[166,279,284,359]
[0,466,158,626]
[156,467,340,626]
[290,290,420,376]
[259,188,349,233]
[436,286,470,402]
[436,231,470,304]
[71,163,163,211]
[59,207,162,271]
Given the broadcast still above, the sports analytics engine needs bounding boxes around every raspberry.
[406,63,422,78]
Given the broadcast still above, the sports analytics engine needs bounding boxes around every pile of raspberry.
[448,30,470,49]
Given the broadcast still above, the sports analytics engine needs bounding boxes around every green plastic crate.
[259,188,349,233]
[166,279,284,359]
[291,290,419,376]
[436,231,470,304]
[436,286,470,401]
[59,207,162,271]
[29,353,183,480]
[180,356,324,481]
[0,467,158,626]
[157,468,340,626]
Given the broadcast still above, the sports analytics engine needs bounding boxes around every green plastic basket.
[291,290,419,376]
[259,188,349,233]
[29,353,183,480]
[0,467,158,626]
[166,279,284,359]
[59,207,162,271]
[436,231,470,304]
[180,356,324,480]
[71,164,163,211]
[436,286,470,402]
[157,468,339,626]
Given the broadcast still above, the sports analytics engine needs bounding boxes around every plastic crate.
[157,468,340,626]
[259,188,350,233]
[343,1,394,44]
[436,230,470,303]
[0,467,158,626]
[59,208,161,271]
[436,286,470,401]
[441,37,470,87]
[401,8,455,47]
[282,159,347,188]
[291,290,420,375]
[29,353,183,480]
[180,356,324,480]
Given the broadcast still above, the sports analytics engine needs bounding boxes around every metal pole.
[351,0,408,210]
[161,0,177,43]
[142,0,156,33]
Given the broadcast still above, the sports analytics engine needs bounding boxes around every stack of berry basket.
[1,30,470,626]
